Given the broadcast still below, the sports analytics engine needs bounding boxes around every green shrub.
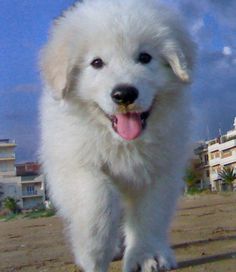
[3,197,21,214]
[23,208,55,219]
[186,187,204,195]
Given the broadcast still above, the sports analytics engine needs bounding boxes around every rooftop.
[195,117,236,153]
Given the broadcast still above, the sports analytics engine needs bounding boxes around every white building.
[195,118,236,191]
[0,139,17,176]
[0,139,21,205]
[20,175,46,209]
[0,139,46,209]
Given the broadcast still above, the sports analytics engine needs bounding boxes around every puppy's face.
[41,0,194,141]
[76,32,174,140]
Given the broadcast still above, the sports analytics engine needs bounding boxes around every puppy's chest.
[100,143,158,185]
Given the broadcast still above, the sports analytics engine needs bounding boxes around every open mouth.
[109,110,150,141]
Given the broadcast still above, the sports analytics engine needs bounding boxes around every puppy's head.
[40,0,195,141]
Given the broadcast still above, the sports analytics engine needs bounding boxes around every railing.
[208,143,220,152]
[208,139,218,146]
[0,170,16,176]
[0,153,15,159]
[22,190,42,197]
[23,191,37,195]
[221,152,236,165]
[220,139,236,151]
[209,157,221,166]
[221,135,236,143]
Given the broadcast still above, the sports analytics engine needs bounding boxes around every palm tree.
[218,167,236,191]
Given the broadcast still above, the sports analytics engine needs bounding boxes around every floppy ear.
[164,50,191,83]
[40,37,72,100]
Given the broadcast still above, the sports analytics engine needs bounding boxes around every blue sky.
[0,0,236,162]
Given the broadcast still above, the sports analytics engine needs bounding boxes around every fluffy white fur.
[39,0,195,271]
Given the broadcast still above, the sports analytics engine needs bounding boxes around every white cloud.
[222,46,232,56]
[192,19,204,34]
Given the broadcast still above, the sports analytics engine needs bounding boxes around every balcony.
[209,157,221,166]
[208,143,220,152]
[219,139,236,151]
[0,153,16,161]
[0,169,16,176]
[221,152,236,166]
[22,191,44,198]
[0,139,16,147]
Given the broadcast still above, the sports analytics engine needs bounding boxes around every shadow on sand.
[177,251,236,270]
[172,235,236,249]
[112,235,236,270]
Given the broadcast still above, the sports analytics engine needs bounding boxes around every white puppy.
[39,0,195,271]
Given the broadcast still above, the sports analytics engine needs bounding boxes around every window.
[26,185,35,195]
[210,151,220,159]
[0,162,14,172]
[221,149,232,158]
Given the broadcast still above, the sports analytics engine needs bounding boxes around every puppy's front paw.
[156,249,177,271]
[141,254,177,272]
[124,245,177,272]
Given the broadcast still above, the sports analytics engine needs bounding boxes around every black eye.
[91,58,104,69]
[138,52,152,64]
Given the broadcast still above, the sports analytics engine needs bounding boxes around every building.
[0,139,21,206]
[0,139,17,176]
[16,162,41,176]
[20,174,46,209]
[195,117,236,191]
[0,139,46,209]
[194,143,211,188]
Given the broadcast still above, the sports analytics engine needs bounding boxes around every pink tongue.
[115,112,142,140]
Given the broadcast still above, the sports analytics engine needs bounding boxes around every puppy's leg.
[66,169,121,272]
[122,176,182,272]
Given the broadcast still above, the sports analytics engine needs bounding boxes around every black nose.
[111,85,139,105]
